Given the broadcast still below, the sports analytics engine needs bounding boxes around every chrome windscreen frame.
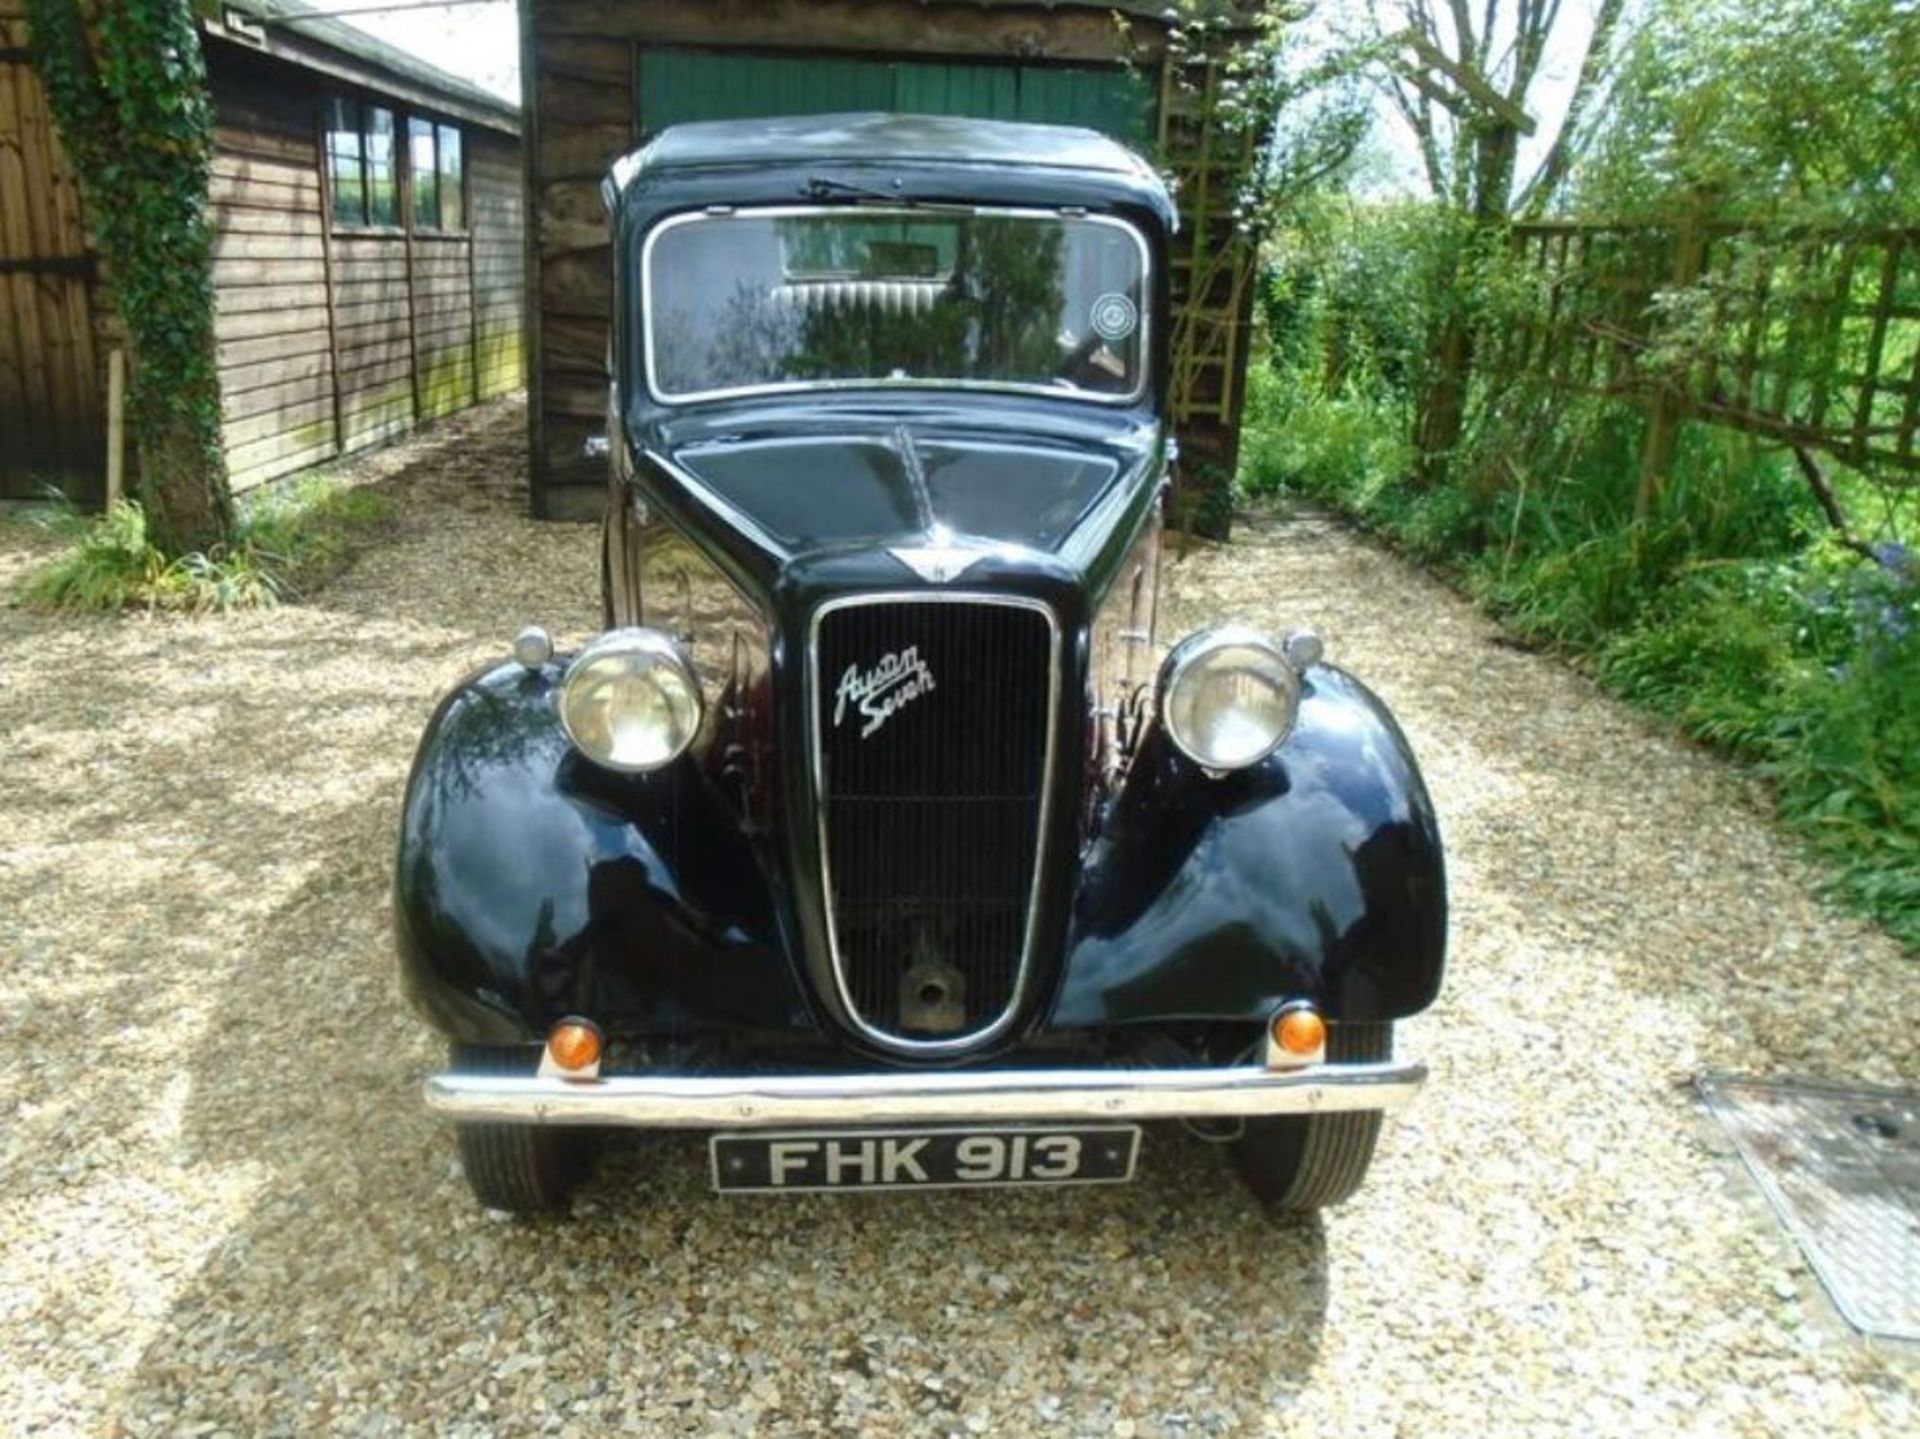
[805,592,1062,1057]
[639,205,1153,408]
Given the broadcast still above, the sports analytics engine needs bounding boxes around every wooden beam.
[0,254,94,276]
[1395,30,1537,136]
[105,348,124,506]
[309,99,349,468]
[533,0,1169,64]
[521,0,549,516]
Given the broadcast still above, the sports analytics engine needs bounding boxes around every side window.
[408,117,438,232]
[325,96,366,227]
[436,123,463,232]
[327,96,402,230]
[365,106,398,227]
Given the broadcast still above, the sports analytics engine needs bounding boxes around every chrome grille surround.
[806,592,1061,1056]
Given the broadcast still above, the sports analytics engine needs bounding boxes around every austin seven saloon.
[396,114,1446,1215]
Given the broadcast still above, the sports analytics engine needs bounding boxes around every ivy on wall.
[29,0,232,555]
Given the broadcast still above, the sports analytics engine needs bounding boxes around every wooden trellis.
[1499,218,1920,480]
[1158,55,1261,438]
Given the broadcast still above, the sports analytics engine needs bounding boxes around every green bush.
[1593,563,1809,755]
[1239,367,1412,512]
[1240,207,1920,948]
[17,474,390,615]
[1234,0,1920,948]
[1775,627,1920,934]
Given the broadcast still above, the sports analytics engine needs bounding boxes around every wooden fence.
[0,11,105,496]
[1498,218,1920,488]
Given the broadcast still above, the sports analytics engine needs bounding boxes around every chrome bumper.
[423,1060,1426,1129]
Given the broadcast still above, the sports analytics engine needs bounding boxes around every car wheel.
[1230,1021,1392,1212]
[450,1044,595,1215]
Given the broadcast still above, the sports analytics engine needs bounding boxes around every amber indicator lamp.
[546,1018,603,1074]
[1271,1007,1326,1059]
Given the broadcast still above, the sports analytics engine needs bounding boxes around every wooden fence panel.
[1508,220,1920,477]
[0,14,103,498]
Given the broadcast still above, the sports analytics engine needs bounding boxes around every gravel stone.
[0,399,1915,1436]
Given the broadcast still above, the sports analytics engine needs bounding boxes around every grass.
[14,472,391,616]
[1240,363,1920,951]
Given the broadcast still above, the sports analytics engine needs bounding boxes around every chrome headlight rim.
[1158,625,1301,772]
[556,627,704,774]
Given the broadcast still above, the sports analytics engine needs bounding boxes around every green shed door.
[637,48,1154,146]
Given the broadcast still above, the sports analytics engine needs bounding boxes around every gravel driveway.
[2,398,1915,1437]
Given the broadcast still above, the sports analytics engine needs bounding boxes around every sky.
[1317,0,1629,197]
[336,0,520,103]
[329,0,1624,197]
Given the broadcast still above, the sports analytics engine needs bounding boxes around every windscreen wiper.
[802,175,968,210]
[804,174,900,202]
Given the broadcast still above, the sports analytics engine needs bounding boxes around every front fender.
[393,660,814,1045]
[1052,666,1446,1027]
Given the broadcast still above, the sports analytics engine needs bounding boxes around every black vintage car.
[397,114,1445,1214]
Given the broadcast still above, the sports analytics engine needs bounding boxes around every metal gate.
[0,15,102,498]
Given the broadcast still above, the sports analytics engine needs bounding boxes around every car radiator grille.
[813,597,1055,1046]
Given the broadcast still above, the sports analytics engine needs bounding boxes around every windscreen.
[643,208,1149,403]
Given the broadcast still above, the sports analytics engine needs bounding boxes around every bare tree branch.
[1517,0,1628,215]
[1514,0,1567,96]
[1385,70,1448,196]
[1399,27,1538,132]
[1445,0,1478,63]
[1407,0,1444,50]
[1792,444,1881,562]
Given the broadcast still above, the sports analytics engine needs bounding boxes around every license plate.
[710,1124,1141,1193]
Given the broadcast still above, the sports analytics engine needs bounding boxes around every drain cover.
[1699,1076,1919,1341]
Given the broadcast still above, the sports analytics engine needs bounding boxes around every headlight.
[557,629,703,772]
[1159,627,1300,771]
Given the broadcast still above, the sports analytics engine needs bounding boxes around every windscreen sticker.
[1090,292,1139,343]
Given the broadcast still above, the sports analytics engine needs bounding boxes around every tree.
[1359,0,1629,481]
[1368,0,1629,219]
[1576,0,1919,227]
[29,0,232,555]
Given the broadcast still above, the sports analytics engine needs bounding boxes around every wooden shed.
[0,0,525,502]
[523,0,1265,525]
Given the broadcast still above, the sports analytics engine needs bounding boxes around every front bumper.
[423,1059,1426,1129]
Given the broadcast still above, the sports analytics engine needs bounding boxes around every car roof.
[607,112,1175,231]
[631,112,1156,178]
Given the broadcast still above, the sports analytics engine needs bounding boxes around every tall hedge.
[30,0,231,554]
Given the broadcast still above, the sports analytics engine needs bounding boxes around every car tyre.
[1230,1022,1391,1212]
[451,1044,595,1215]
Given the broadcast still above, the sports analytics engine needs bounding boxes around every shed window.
[325,96,366,226]
[408,117,437,231]
[408,118,465,233]
[365,107,398,226]
[327,96,398,228]
[436,125,463,231]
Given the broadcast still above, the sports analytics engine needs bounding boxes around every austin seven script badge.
[834,647,936,739]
